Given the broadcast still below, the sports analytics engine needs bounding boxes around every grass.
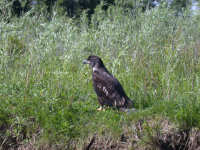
[0,5,200,149]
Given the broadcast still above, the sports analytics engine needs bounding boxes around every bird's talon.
[97,106,103,111]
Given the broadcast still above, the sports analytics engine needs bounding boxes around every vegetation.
[0,0,193,20]
[0,1,200,149]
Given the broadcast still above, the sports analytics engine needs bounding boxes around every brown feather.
[83,55,134,110]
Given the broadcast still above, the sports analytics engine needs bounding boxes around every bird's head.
[83,55,105,69]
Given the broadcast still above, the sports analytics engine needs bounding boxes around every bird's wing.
[92,70,127,107]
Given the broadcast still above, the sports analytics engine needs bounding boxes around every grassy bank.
[0,6,200,149]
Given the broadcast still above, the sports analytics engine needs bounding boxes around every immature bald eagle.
[83,55,134,111]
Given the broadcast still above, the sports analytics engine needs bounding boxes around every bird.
[83,55,134,111]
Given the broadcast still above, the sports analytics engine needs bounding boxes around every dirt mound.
[83,119,200,150]
[1,119,200,150]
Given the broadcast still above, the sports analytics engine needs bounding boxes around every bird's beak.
[83,60,90,64]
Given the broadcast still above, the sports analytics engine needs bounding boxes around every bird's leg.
[97,105,106,111]
[97,106,103,111]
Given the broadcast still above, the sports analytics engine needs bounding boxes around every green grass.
[0,6,200,149]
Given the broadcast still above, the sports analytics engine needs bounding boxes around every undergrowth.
[0,5,200,149]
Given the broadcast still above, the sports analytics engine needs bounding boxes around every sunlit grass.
[0,6,200,149]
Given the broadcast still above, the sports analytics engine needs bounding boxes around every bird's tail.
[126,108,137,113]
[120,107,137,113]
[126,98,134,109]
[119,98,136,112]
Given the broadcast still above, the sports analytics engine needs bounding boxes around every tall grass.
[0,5,200,149]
